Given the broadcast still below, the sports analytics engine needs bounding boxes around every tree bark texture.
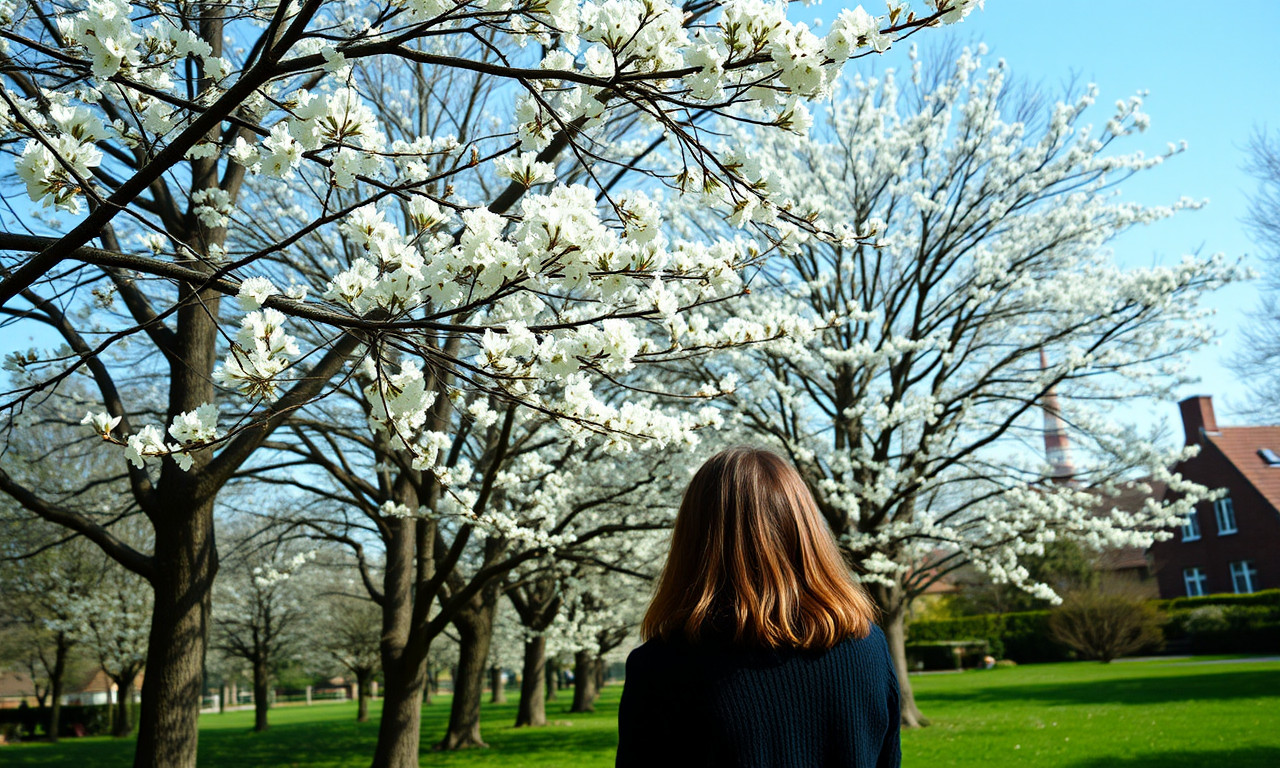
[489,666,506,704]
[436,594,497,750]
[871,583,929,728]
[133,497,218,767]
[252,659,270,732]
[371,517,430,768]
[113,676,134,737]
[515,636,547,727]
[569,650,598,713]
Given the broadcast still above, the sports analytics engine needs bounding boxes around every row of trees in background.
[0,1,1249,765]
[1,510,647,740]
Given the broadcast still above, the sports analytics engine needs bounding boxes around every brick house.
[1148,395,1280,598]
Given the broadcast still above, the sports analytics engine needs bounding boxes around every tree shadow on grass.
[920,668,1280,708]
[1069,746,1280,768]
[481,721,618,755]
[197,715,380,767]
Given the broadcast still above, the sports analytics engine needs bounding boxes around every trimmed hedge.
[909,591,1280,664]
[1164,601,1280,655]
[907,611,1074,664]
[0,704,118,739]
[1157,589,1280,612]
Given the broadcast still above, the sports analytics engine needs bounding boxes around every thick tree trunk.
[369,510,433,768]
[515,636,547,727]
[489,666,506,704]
[545,659,558,701]
[47,637,67,742]
[372,661,427,767]
[356,671,372,723]
[133,498,217,768]
[569,650,598,713]
[114,676,134,737]
[252,660,270,732]
[872,584,929,728]
[218,683,227,714]
[437,596,497,750]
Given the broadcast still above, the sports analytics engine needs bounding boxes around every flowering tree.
[0,0,982,763]
[505,564,563,727]
[679,47,1240,725]
[270,395,680,753]
[63,558,152,737]
[0,402,139,741]
[554,557,653,713]
[0,532,100,742]
[212,545,315,732]
[1233,129,1280,412]
[314,589,382,722]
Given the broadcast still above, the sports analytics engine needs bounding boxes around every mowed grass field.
[6,656,1279,767]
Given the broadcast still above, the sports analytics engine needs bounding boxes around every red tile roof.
[1206,426,1280,512]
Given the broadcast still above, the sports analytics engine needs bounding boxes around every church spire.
[1040,349,1076,482]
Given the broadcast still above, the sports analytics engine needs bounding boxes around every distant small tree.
[1234,129,1280,413]
[316,594,381,723]
[1049,581,1162,662]
[213,548,314,732]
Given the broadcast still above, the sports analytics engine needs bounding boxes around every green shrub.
[1180,605,1230,634]
[1049,588,1164,663]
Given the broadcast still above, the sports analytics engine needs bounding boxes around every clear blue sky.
[818,0,1280,432]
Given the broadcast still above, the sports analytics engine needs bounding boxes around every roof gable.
[1206,426,1280,513]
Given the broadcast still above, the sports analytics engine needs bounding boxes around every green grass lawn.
[6,656,1279,767]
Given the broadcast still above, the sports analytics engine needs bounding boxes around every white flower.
[123,425,167,469]
[191,188,233,229]
[81,411,121,438]
[168,403,219,445]
[495,153,557,188]
[237,276,280,310]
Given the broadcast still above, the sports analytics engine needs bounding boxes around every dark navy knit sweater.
[615,625,901,768]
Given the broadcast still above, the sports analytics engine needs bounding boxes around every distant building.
[1148,395,1280,598]
[0,668,142,709]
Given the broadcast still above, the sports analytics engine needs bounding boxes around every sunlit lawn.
[6,656,1280,767]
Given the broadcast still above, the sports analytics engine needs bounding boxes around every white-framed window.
[1183,566,1208,597]
[1214,497,1237,535]
[1181,511,1201,541]
[1230,560,1258,594]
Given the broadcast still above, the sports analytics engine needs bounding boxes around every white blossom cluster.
[0,0,981,215]
[82,402,219,471]
[7,0,974,474]
[43,563,152,676]
[251,549,316,589]
[212,309,301,401]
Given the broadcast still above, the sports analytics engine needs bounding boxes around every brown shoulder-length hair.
[641,447,876,650]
